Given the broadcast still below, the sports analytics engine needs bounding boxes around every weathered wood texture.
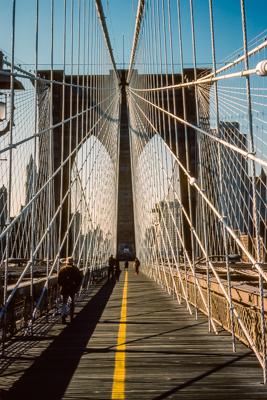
[0,270,267,399]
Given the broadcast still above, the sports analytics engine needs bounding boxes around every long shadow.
[152,351,253,400]
[4,280,116,400]
[101,320,161,325]
[105,320,207,349]
[83,347,236,358]
[126,308,171,318]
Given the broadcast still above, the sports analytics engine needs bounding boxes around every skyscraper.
[0,185,7,230]
[25,154,37,204]
[220,122,249,235]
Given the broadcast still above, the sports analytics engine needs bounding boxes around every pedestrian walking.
[58,257,82,324]
[108,254,116,280]
[124,260,129,270]
[115,258,121,281]
[134,257,140,274]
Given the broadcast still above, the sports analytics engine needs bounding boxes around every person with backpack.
[58,257,83,324]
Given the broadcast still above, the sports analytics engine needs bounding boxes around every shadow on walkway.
[4,280,116,400]
[152,350,253,400]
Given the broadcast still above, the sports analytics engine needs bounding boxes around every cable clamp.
[245,151,256,158]
[189,177,196,185]
[256,60,267,76]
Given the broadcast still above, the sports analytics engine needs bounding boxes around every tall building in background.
[25,155,37,204]
[0,185,7,259]
[255,168,267,261]
[199,121,249,256]
[154,199,181,260]
[220,122,249,235]
[0,185,7,230]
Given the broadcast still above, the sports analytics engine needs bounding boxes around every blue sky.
[103,0,267,67]
[0,0,267,70]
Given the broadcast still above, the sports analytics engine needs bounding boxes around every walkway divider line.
[111,271,128,399]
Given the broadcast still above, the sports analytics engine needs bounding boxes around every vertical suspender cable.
[240,0,266,383]
[208,0,235,341]
[2,0,16,354]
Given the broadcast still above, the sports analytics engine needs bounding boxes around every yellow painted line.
[111,271,128,399]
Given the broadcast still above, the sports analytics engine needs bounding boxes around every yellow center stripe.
[111,271,128,399]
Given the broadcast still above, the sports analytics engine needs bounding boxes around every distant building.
[0,185,7,230]
[153,199,181,261]
[255,168,267,261]
[71,211,82,258]
[199,121,249,255]
[240,168,267,262]
[220,122,249,235]
[0,185,7,258]
[25,154,37,203]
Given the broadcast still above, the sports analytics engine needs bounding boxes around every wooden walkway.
[0,269,267,399]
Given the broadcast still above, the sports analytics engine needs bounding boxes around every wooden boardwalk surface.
[0,268,267,399]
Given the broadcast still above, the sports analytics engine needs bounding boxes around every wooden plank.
[0,269,266,399]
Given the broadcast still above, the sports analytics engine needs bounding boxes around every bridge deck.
[0,269,266,399]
